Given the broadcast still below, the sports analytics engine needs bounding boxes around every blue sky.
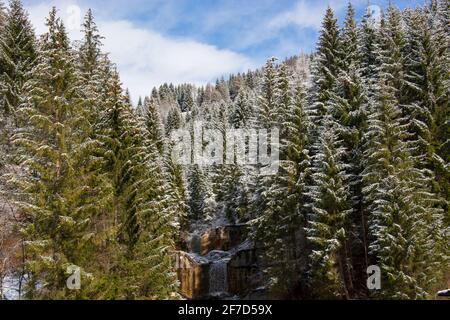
[22,0,425,100]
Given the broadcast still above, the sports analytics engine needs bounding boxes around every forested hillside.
[0,0,448,300]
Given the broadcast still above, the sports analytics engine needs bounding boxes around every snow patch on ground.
[1,275,21,300]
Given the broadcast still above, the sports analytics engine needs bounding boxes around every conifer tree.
[403,6,449,220]
[98,69,141,249]
[258,58,278,129]
[358,6,381,85]
[309,6,341,128]
[0,0,36,117]
[261,82,312,298]
[165,106,182,136]
[377,5,407,107]
[11,8,100,298]
[95,64,177,299]
[306,117,352,299]
[132,117,178,299]
[164,146,188,231]
[340,2,358,70]
[251,57,280,219]
[362,75,447,299]
[78,9,103,78]
[187,164,213,222]
[76,8,109,152]
[142,96,165,154]
[276,62,291,157]
[230,90,253,129]
[327,3,371,294]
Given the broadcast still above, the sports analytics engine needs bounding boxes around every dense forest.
[0,0,448,300]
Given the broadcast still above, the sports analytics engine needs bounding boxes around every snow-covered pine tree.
[362,74,447,299]
[258,58,278,130]
[403,5,449,222]
[340,2,358,70]
[230,89,253,129]
[134,97,144,119]
[11,8,102,298]
[141,96,165,154]
[221,160,244,222]
[377,5,408,109]
[226,89,255,222]
[95,64,177,298]
[179,86,195,112]
[164,145,188,232]
[261,81,313,298]
[358,5,381,87]
[275,62,291,157]
[330,64,369,295]
[308,6,341,132]
[98,69,141,250]
[131,111,179,299]
[77,8,106,125]
[305,117,352,299]
[78,9,103,78]
[250,57,280,219]
[0,0,36,117]
[209,100,230,204]
[328,2,370,295]
[165,106,182,136]
[187,164,213,222]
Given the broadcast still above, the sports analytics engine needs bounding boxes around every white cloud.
[25,1,255,102]
[99,20,254,101]
[268,1,327,30]
[269,0,365,31]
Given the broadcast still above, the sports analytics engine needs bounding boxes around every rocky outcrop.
[175,251,210,299]
[199,224,247,255]
[175,224,263,300]
[228,245,259,296]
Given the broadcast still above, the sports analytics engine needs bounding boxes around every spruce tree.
[0,0,36,117]
[340,2,358,70]
[261,81,312,298]
[258,58,278,129]
[164,145,188,232]
[78,9,103,78]
[377,5,408,108]
[187,164,213,222]
[142,96,165,154]
[306,117,352,299]
[328,3,370,294]
[95,65,177,299]
[11,8,99,298]
[309,6,341,129]
[251,57,279,222]
[403,6,449,221]
[276,62,291,157]
[358,6,381,85]
[165,106,182,136]
[362,75,447,299]
[230,90,253,129]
